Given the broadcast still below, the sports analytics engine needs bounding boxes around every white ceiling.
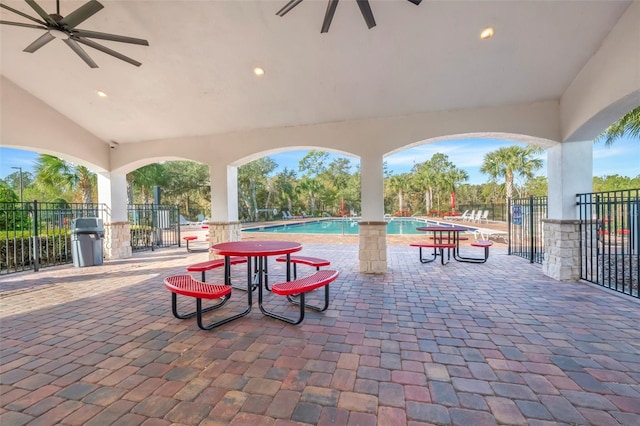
[0,0,633,145]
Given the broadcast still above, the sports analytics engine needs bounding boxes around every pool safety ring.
[273,208,278,215]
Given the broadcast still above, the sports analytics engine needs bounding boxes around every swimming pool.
[243,218,475,235]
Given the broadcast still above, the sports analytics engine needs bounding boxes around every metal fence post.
[529,195,535,263]
[32,200,39,272]
[507,198,512,255]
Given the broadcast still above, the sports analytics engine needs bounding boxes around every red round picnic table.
[211,240,302,288]
[211,240,302,258]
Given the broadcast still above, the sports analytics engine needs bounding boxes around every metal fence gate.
[508,195,547,264]
[577,189,639,298]
[127,204,181,252]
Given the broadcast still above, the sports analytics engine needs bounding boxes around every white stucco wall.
[107,100,561,174]
[1,77,109,172]
[561,0,640,142]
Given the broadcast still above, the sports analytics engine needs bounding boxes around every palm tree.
[34,154,96,204]
[127,163,166,204]
[274,168,297,214]
[595,106,640,146]
[480,145,544,201]
[412,153,467,213]
[387,173,412,214]
[412,164,436,213]
[443,168,469,212]
[296,177,323,216]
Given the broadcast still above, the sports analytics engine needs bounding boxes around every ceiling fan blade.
[0,20,47,30]
[276,0,303,17]
[73,29,149,46]
[406,0,422,5]
[74,36,142,67]
[59,0,103,29]
[23,31,55,52]
[320,0,339,33]
[63,38,98,68]
[0,3,46,25]
[356,0,376,29]
[25,0,57,26]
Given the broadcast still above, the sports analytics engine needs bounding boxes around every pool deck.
[237,216,509,248]
[1,237,639,425]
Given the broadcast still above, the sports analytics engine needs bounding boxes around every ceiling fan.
[277,0,422,33]
[0,0,149,68]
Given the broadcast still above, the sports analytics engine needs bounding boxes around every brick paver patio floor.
[1,243,639,425]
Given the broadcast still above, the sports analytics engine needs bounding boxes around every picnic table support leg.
[196,296,251,330]
[440,248,450,265]
[264,257,269,290]
[286,284,330,312]
[251,257,269,290]
[454,244,491,263]
[258,280,306,325]
[170,292,230,320]
[224,256,230,285]
[231,257,250,291]
[417,247,438,264]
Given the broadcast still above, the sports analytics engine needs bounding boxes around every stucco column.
[208,164,241,249]
[359,152,387,273]
[543,140,593,281]
[97,171,132,259]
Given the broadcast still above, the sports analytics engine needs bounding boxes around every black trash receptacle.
[71,218,104,267]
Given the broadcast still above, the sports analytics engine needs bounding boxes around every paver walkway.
[1,243,639,425]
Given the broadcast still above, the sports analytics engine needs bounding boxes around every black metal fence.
[577,189,639,298]
[0,201,108,274]
[508,196,547,264]
[1,201,181,275]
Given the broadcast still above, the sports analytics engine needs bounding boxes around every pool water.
[243,218,473,235]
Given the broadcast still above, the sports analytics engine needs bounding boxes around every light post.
[11,166,23,203]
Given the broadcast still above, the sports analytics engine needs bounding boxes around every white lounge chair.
[179,214,198,226]
[474,229,508,244]
[286,211,302,219]
[478,210,489,223]
[464,210,476,222]
[444,210,468,221]
[471,210,484,222]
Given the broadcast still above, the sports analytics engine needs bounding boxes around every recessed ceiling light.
[253,67,265,76]
[97,90,108,98]
[480,27,495,40]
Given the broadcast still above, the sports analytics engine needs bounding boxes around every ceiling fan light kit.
[276,0,422,33]
[0,0,149,68]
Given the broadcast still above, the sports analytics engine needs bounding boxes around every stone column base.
[206,221,242,258]
[358,221,387,273]
[542,219,581,281]
[103,222,132,260]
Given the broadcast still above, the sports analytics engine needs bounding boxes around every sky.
[0,136,638,185]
